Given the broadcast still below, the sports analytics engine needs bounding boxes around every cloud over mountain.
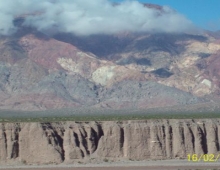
[0,0,196,35]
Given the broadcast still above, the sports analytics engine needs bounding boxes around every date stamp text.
[187,154,220,162]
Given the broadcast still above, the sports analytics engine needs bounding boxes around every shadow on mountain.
[53,33,134,60]
[117,56,151,66]
[133,33,208,55]
[53,32,208,60]
[152,68,173,78]
[11,17,50,41]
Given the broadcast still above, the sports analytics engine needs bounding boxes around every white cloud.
[0,0,196,35]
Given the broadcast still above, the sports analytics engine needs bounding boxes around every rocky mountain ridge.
[0,15,220,111]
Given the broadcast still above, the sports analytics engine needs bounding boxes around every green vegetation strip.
[0,112,220,123]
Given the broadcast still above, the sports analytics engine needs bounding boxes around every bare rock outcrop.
[1,119,220,165]
[19,123,64,164]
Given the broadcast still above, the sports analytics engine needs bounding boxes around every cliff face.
[0,119,220,164]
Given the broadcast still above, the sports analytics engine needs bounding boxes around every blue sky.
[110,0,220,31]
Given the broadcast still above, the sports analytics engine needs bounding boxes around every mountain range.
[0,5,220,112]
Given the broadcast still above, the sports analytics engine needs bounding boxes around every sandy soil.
[1,160,220,170]
[0,167,220,170]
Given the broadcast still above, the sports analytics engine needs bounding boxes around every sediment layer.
[0,119,220,164]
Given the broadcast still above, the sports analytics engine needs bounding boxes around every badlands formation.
[1,119,220,165]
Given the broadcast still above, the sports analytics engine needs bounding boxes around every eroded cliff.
[1,119,220,164]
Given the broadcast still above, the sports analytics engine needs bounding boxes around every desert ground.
[1,160,220,170]
[1,167,220,170]
[1,166,220,170]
